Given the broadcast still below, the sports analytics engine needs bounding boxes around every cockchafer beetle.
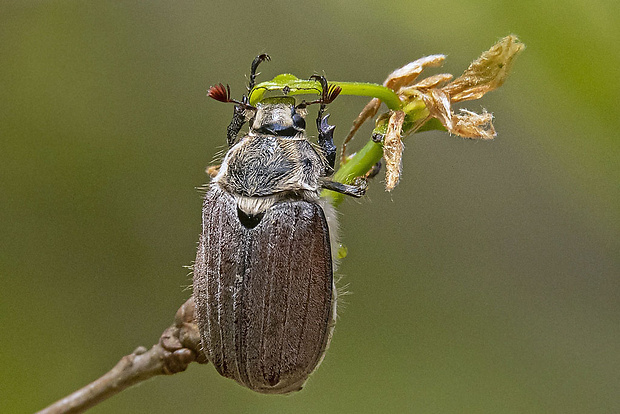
[193,54,366,394]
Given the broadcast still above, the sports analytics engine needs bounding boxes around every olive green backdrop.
[1,1,618,413]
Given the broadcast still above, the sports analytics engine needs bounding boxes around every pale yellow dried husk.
[384,54,446,90]
[421,89,496,139]
[443,35,525,102]
[383,111,406,191]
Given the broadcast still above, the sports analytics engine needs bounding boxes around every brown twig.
[36,298,207,414]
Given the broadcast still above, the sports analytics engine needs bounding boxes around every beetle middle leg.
[319,160,380,197]
[320,178,367,198]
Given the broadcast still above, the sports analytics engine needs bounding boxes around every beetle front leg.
[317,112,337,174]
[308,74,341,175]
[226,54,271,147]
[226,105,246,147]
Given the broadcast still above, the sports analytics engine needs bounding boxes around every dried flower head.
[346,35,524,190]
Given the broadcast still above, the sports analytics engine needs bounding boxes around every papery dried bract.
[443,35,525,102]
[452,109,495,139]
[343,35,523,191]
[420,89,452,131]
[385,54,446,91]
[409,35,523,139]
[404,73,453,91]
[383,111,406,191]
[342,98,382,163]
[421,89,496,139]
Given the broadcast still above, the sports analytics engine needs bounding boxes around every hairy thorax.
[214,133,325,215]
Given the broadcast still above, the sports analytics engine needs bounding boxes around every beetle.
[193,54,367,394]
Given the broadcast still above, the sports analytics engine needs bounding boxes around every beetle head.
[250,97,307,137]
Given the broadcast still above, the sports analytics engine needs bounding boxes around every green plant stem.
[250,77,402,110]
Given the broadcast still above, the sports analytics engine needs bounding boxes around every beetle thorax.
[214,103,326,216]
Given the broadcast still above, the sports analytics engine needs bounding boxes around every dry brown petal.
[421,89,495,139]
[384,55,446,90]
[397,74,454,105]
[421,89,453,130]
[407,73,454,91]
[452,109,496,139]
[342,98,382,163]
[443,35,525,102]
[383,111,406,191]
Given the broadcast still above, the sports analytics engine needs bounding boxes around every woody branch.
[36,298,207,414]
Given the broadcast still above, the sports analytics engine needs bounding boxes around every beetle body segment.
[194,185,334,394]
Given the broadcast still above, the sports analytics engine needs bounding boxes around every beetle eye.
[292,112,306,130]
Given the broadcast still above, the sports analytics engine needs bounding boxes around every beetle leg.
[320,178,367,198]
[225,54,270,147]
[248,54,271,92]
[317,113,337,174]
[309,75,340,175]
[226,105,246,147]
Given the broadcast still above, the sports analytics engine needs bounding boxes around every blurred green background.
[1,1,618,413]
